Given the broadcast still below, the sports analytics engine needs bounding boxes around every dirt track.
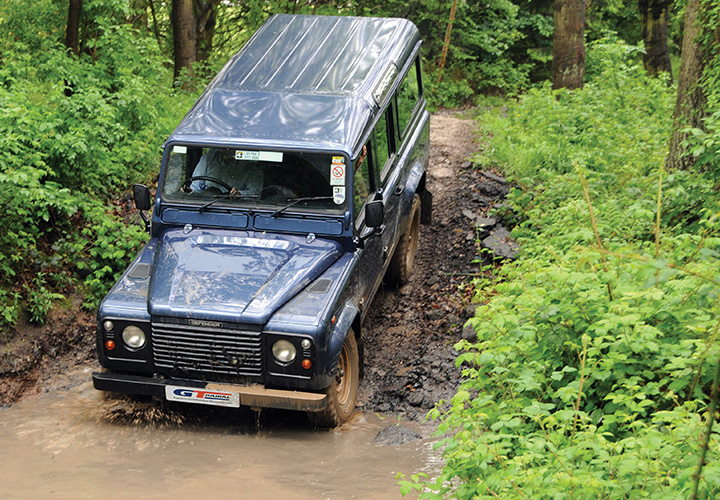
[360,111,508,419]
[1,111,509,422]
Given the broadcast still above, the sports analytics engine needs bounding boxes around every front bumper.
[93,371,327,412]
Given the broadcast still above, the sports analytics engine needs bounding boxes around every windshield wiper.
[199,193,258,212]
[271,196,333,217]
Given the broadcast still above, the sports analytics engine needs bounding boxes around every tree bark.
[666,0,706,170]
[194,0,219,63]
[551,0,586,90]
[65,0,82,56]
[639,0,673,81]
[172,0,196,88]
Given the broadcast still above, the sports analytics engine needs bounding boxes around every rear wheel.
[386,195,421,286]
[309,331,359,427]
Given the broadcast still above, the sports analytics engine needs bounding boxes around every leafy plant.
[409,36,720,499]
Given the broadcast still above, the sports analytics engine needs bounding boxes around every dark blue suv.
[93,14,431,426]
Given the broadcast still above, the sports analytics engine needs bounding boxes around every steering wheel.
[181,176,232,193]
[260,185,297,202]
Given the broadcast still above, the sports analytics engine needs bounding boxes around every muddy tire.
[309,331,359,427]
[386,195,421,287]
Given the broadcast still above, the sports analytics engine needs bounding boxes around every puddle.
[0,368,441,500]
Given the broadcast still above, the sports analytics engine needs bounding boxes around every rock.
[462,323,477,341]
[373,424,423,445]
[426,309,443,321]
[481,171,507,184]
[463,304,477,318]
[471,194,494,206]
[475,181,509,198]
[461,160,472,169]
[475,217,497,228]
[406,391,425,407]
[482,226,519,260]
[462,210,497,230]
[462,209,477,222]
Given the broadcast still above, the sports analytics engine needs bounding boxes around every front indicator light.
[105,340,116,351]
[302,359,312,370]
[122,325,146,349]
[272,340,297,364]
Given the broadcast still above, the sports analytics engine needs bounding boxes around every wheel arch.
[328,302,363,380]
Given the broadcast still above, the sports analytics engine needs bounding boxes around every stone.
[482,226,519,260]
[373,424,423,445]
[462,323,477,340]
[481,171,507,184]
[463,304,477,318]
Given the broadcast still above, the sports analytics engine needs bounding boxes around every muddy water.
[0,367,440,500]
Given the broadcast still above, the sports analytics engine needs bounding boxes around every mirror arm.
[353,224,385,249]
[139,210,150,233]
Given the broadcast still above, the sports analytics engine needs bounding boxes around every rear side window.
[353,144,372,219]
[396,58,420,139]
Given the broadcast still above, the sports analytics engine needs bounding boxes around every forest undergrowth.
[403,37,720,499]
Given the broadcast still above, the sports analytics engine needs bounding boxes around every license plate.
[165,385,240,408]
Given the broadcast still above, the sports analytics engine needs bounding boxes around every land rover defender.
[93,14,431,426]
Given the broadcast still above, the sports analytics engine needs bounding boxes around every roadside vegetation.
[403,21,720,500]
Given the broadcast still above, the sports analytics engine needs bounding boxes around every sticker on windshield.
[330,157,346,186]
[333,186,346,205]
[235,150,283,162]
[173,145,187,154]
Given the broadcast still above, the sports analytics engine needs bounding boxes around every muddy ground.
[0,111,511,422]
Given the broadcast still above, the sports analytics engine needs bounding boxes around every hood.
[148,228,343,324]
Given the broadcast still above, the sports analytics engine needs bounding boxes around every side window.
[353,143,372,221]
[375,105,396,182]
[396,58,420,139]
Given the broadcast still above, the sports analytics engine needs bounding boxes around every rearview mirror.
[133,184,152,211]
[365,200,384,228]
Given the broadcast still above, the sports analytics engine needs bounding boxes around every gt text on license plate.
[165,385,240,408]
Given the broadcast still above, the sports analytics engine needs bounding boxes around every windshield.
[161,146,348,214]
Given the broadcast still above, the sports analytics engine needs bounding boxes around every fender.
[327,301,359,374]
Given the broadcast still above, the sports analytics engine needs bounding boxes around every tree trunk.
[551,0,586,90]
[65,0,82,56]
[194,0,219,63]
[666,0,706,170]
[552,0,587,90]
[639,0,673,81]
[172,0,196,88]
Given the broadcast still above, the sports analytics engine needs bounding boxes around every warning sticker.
[330,157,346,186]
[331,165,345,186]
[333,186,346,205]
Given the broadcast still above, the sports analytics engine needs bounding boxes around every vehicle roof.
[166,14,421,156]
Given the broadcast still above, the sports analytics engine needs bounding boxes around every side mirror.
[365,199,384,228]
[133,184,152,211]
[132,184,152,232]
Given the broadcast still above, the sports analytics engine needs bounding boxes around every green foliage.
[0,0,198,325]
[412,38,720,499]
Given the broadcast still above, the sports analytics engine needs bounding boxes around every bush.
[407,37,720,499]
[0,1,199,325]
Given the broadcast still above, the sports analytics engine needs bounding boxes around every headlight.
[122,325,146,349]
[272,340,296,363]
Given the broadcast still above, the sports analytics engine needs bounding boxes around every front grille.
[152,321,262,378]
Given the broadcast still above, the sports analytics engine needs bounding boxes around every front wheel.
[309,331,359,427]
[386,194,421,287]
